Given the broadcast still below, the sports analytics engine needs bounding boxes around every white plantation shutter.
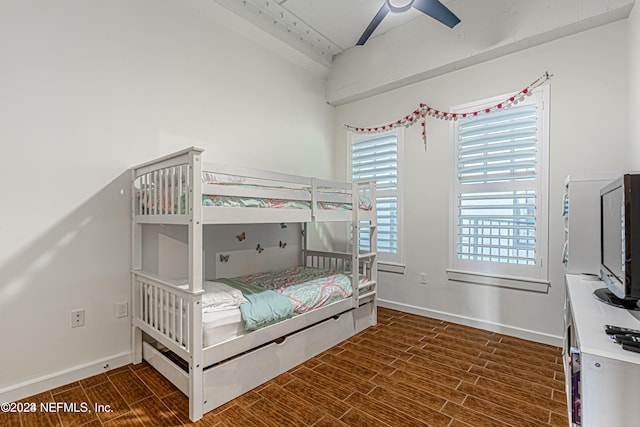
[351,132,402,262]
[352,134,398,190]
[457,190,536,264]
[457,105,538,185]
[451,87,549,282]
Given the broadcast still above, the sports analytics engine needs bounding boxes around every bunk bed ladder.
[352,182,377,307]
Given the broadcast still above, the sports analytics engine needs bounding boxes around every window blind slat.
[459,204,536,212]
[352,135,397,149]
[459,148,536,162]
[352,149,397,162]
[458,134,536,151]
[459,192,536,201]
[459,162,536,176]
[353,166,398,178]
[353,160,397,171]
[458,107,537,132]
[459,170,536,184]
[459,121,537,139]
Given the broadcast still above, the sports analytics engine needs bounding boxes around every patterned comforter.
[138,184,372,214]
[215,267,366,330]
[202,183,372,211]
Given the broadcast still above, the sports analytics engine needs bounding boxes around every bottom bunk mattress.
[202,309,248,347]
[200,266,366,346]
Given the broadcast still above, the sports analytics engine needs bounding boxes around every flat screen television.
[596,174,640,310]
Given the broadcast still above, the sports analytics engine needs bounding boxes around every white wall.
[335,21,628,343]
[628,3,640,169]
[0,0,334,397]
[141,223,302,280]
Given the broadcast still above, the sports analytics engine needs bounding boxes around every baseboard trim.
[0,352,132,403]
[378,299,563,347]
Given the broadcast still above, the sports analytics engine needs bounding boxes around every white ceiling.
[212,0,461,67]
[212,0,636,104]
[280,0,437,50]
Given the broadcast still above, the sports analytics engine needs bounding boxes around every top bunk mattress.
[201,183,372,211]
[136,170,373,215]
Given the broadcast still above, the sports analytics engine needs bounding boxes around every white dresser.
[564,274,640,426]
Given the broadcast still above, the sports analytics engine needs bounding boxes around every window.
[448,86,549,290]
[350,130,403,266]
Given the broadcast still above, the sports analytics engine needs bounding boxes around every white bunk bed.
[130,147,378,421]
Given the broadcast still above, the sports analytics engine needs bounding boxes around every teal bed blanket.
[214,278,294,331]
[215,267,365,331]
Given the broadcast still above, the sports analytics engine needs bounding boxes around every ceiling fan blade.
[412,0,460,28]
[356,2,390,46]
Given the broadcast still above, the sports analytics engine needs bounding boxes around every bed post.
[310,178,317,222]
[369,180,378,326]
[302,223,308,267]
[351,182,359,308]
[131,169,143,364]
[188,149,204,421]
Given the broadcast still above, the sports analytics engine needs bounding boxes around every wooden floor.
[2,307,568,427]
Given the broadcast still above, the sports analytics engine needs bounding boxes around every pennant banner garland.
[345,72,553,150]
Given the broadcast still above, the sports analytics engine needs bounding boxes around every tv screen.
[601,183,624,292]
[597,174,640,309]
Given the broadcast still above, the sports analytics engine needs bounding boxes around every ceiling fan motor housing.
[387,0,414,13]
[357,0,459,45]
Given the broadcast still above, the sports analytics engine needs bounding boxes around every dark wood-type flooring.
[2,307,567,426]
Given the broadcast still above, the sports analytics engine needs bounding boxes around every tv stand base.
[593,287,640,311]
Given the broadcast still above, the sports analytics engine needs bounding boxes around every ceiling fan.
[357,0,460,46]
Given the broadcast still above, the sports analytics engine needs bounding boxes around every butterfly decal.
[219,254,230,262]
[280,223,288,229]
[235,232,246,242]
[279,241,287,249]
[256,244,264,254]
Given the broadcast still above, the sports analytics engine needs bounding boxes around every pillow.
[201,280,247,312]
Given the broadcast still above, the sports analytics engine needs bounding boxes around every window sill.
[446,269,550,293]
[378,262,406,274]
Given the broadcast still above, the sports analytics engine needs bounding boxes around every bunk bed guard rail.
[132,272,204,360]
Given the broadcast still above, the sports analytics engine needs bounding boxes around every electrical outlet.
[116,301,128,318]
[71,309,85,327]
[420,273,428,284]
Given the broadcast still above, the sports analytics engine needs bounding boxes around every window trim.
[348,128,405,267]
[448,85,550,291]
